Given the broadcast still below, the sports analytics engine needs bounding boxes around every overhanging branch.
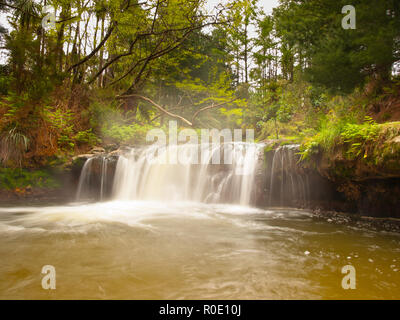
[116,94,237,127]
[117,94,193,126]
[191,99,236,123]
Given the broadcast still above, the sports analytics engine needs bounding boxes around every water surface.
[0,201,399,299]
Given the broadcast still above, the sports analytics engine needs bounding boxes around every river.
[1,143,399,299]
[0,201,399,299]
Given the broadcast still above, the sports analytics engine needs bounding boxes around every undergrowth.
[299,118,400,165]
[0,168,60,191]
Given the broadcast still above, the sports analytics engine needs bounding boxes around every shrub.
[74,129,100,146]
[0,168,60,190]
[0,127,29,166]
[102,123,154,145]
[299,116,382,161]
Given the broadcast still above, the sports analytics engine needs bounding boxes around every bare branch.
[88,37,140,84]
[150,106,182,122]
[117,94,237,127]
[67,22,116,72]
[191,99,236,123]
[117,94,193,126]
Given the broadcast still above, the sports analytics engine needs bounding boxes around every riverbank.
[262,121,400,219]
[311,209,400,234]
[0,188,74,207]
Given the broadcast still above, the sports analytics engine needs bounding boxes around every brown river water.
[0,201,399,299]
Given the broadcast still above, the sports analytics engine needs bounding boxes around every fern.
[0,127,30,166]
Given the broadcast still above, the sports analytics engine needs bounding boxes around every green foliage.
[43,106,74,133]
[102,123,154,145]
[74,129,100,146]
[274,0,400,92]
[299,116,382,161]
[43,106,75,151]
[0,75,9,95]
[219,107,243,126]
[1,92,29,121]
[298,141,319,162]
[88,99,123,131]
[87,97,153,144]
[57,135,75,151]
[0,0,398,172]
[340,117,380,159]
[248,77,310,140]
[0,168,60,190]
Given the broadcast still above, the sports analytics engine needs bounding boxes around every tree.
[273,0,400,93]
[224,0,258,86]
[251,13,278,94]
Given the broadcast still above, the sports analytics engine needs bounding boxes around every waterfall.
[100,157,108,201]
[76,157,94,200]
[112,142,263,205]
[76,143,312,207]
[267,144,310,207]
[76,155,113,201]
[77,142,262,205]
[76,143,264,206]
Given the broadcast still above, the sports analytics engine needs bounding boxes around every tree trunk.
[98,17,105,88]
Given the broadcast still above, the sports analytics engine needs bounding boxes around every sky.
[204,0,281,80]
[0,0,281,63]
[206,0,280,15]
[257,0,280,14]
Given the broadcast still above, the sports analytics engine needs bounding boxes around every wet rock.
[109,149,123,157]
[104,144,119,152]
[72,154,93,161]
[89,146,106,154]
[259,143,400,218]
[312,209,400,233]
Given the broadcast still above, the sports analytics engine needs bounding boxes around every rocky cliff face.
[260,142,400,218]
[258,144,346,211]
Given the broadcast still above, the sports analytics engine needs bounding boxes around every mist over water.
[78,143,264,205]
[0,143,399,299]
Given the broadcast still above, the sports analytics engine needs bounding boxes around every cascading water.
[267,144,310,207]
[76,155,115,201]
[3,144,400,300]
[76,157,96,200]
[76,143,313,207]
[77,142,264,206]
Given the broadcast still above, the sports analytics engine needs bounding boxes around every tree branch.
[88,37,139,84]
[67,22,116,72]
[191,99,236,123]
[117,94,193,126]
[116,94,237,127]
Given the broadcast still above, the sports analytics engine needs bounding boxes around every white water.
[0,201,399,299]
[78,143,264,206]
[268,145,310,206]
[76,156,110,201]
[1,143,400,299]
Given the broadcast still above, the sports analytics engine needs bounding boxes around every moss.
[71,156,88,168]
[330,162,356,180]
[280,136,303,145]
[264,144,274,153]
[45,154,69,167]
[0,168,60,190]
